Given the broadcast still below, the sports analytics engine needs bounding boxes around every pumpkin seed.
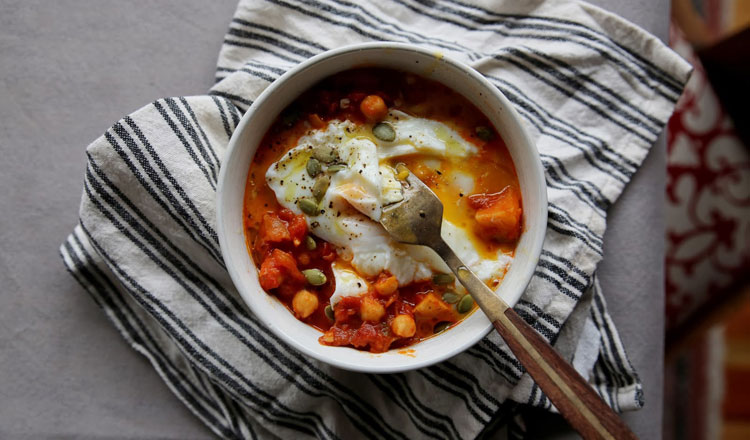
[432,273,455,285]
[475,126,495,141]
[306,157,322,177]
[313,145,337,163]
[434,321,451,333]
[324,304,335,321]
[442,291,461,304]
[373,122,396,142]
[312,175,330,202]
[327,163,347,174]
[298,198,319,216]
[457,294,474,314]
[302,268,327,286]
[305,235,317,250]
[395,163,409,180]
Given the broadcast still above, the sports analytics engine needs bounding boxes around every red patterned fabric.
[665,26,750,331]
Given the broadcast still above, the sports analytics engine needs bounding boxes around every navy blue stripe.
[524,46,665,128]
[261,0,479,60]
[514,308,556,341]
[222,2,640,193]
[499,48,658,137]
[62,239,236,438]
[179,97,222,170]
[540,250,592,283]
[425,365,496,419]
[465,342,521,383]
[493,76,638,176]
[517,299,561,329]
[399,0,682,100]
[369,375,454,440]
[441,0,684,92]
[227,26,318,59]
[533,270,581,300]
[387,374,463,439]
[480,338,525,372]
[119,117,220,246]
[167,97,219,180]
[209,90,253,108]
[547,210,604,255]
[546,217,604,257]
[153,100,217,189]
[548,205,604,249]
[537,259,588,292]
[103,131,223,263]
[86,154,405,440]
[540,157,610,217]
[494,53,654,144]
[223,38,302,63]
[232,66,278,83]
[233,18,329,51]
[416,369,489,424]
[212,96,234,139]
[442,361,503,407]
[80,186,334,438]
[593,292,637,391]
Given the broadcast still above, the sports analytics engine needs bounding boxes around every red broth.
[243,68,522,353]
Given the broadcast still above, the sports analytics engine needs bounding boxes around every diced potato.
[374,274,399,296]
[413,293,453,321]
[258,249,305,291]
[391,314,416,338]
[473,187,522,242]
[360,296,386,322]
[292,289,319,319]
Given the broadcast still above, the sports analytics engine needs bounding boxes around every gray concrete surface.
[0,0,669,438]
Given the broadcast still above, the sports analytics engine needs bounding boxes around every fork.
[380,172,637,440]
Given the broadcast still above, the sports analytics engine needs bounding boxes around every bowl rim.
[217,42,547,373]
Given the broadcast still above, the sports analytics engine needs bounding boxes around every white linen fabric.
[60,0,691,438]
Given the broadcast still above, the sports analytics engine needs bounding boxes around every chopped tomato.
[287,214,308,246]
[260,211,290,242]
[258,249,305,292]
[469,187,522,242]
[256,209,307,251]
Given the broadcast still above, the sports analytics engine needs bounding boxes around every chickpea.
[374,275,398,296]
[292,289,319,319]
[360,296,386,322]
[391,314,416,338]
[360,95,388,121]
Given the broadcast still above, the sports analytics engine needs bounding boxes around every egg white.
[266,117,511,304]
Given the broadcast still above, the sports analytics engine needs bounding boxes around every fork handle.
[433,240,637,440]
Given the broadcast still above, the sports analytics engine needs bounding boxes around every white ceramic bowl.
[217,43,547,373]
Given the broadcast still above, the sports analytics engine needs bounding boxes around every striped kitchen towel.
[60,0,691,438]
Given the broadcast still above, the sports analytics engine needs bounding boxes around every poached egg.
[265,112,512,305]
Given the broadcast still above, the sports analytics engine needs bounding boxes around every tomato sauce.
[243,68,523,353]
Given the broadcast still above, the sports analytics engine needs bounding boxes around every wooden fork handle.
[493,308,637,440]
[432,240,636,439]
